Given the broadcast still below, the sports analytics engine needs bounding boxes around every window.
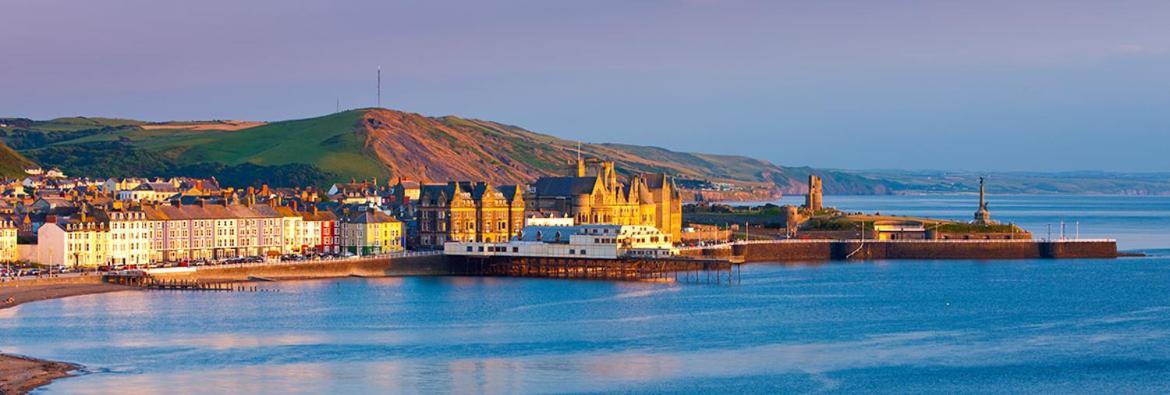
[580,249,586,256]
[512,247,519,253]
[569,249,575,255]
[466,246,473,252]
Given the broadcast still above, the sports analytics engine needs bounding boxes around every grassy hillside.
[169,110,387,180]
[0,141,35,178]
[0,109,920,193]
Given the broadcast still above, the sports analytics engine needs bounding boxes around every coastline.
[1,282,140,311]
[1,282,140,393]
[0,353,81,395]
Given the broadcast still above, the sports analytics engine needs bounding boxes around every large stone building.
[528,159,682,243]
[416,182,525,249]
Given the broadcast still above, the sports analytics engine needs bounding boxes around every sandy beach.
[1,282,139,311]
[0,353,80,395]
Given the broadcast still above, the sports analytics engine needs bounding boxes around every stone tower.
[973,177,993,225]
[804,174,823,212]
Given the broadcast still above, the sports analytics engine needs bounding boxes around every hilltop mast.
[377,66,382,108]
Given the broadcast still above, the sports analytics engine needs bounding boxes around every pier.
[449,256,739,285]
[103,273,267,292]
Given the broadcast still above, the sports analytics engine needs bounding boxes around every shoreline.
[0,353,81,395]
[1,282,141,393]
[1,282,141,311]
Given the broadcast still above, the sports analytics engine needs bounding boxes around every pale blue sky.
[3,0,1168,172]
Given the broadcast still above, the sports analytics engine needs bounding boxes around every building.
[528,159,682,243]
[340,209,404,255]
[118,182,179,202]
[446,224,678,259]
[37,214,109,268]
[103,210,153,266]
[140,200,285,262]
[301,206,339,254]
[872,220,927,240]
[0,220,16,262]
[417,182,525,249]
[804,174,823,212]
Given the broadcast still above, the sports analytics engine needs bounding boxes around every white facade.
[446,224,677,259]
[37,221,110,268]
[107,211,153,266]
[0,221,16,262]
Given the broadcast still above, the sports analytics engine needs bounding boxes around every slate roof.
[531,177,596,197]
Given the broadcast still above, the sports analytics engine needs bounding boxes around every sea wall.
[730,240,1117,262]
[0,275,104,287]
[151,255,450,281]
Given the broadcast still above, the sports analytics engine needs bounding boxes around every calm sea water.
[2,195,1169,394]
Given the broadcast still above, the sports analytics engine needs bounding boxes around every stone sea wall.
[731,240,1117,262]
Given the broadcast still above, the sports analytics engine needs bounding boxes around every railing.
[186,250,443,271]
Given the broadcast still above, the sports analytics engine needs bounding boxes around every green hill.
[0,141,35,178]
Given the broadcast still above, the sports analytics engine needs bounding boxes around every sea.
[2,195,1168,394]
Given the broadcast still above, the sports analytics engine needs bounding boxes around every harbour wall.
[726,240,1117,262]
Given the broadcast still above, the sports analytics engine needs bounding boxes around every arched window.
[554,232,562,242]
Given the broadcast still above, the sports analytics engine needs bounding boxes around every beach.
[1,282,137,394]
[0,353,80,395]
[1,282,139,311]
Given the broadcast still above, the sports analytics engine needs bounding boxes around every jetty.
[103,273,266,292]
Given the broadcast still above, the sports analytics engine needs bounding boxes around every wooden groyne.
[104,274,267,292]
[681,239,1119,263]
[449,256,739,284]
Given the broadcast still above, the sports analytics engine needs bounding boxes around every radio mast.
[377,66,382,108]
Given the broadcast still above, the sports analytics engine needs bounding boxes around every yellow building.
[0,220,17,262]
[529,159,683,244]
[341,210,404,255]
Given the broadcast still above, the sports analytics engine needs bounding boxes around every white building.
[37,217,110,268]
[445,224,677,259]
[105,211,154,266]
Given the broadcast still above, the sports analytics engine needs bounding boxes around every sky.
[2,0,1169,172]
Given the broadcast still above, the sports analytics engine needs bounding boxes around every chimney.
[198,198,206,208]
[291,200,298,211]
[312,206,318,216]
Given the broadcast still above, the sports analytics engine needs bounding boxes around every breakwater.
[681,240,1117,262]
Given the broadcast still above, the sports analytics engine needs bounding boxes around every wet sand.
[0,353,80,394]
[1,283,139,311]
